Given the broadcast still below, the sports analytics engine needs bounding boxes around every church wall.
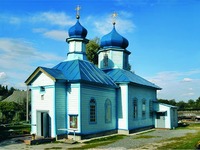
[30,72,56,137]
[67,83,81,133]
[128,85,157,130]
[118,84,129,130]
[80,84,116,134]
[55,82,67,135]
[98,50,125,69]
[110,51,123,69]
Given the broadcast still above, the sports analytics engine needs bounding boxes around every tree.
[0,85,16,100]
[0,101,21,123]
[188,99,195,109]
[86,37,100,65]
[176,101,187,110]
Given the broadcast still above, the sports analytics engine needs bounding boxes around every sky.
[0,0,200,102]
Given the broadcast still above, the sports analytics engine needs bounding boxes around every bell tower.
[66,5,89,61]
[98,12,131,70]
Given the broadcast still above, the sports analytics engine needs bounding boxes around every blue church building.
[25,10,178,140]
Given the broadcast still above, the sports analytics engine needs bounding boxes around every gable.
[25,67,56,86]
[32,72,55,86]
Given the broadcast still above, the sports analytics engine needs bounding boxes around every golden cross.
[75,5,81,19]
[112,12,118,25]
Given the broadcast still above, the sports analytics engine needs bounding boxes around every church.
[25,8,178,140]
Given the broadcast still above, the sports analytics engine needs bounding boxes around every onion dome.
[100,26,129,49]
[68,20,87,38]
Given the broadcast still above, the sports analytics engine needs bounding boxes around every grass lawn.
[68,135,126,149]
[157,122,200,149]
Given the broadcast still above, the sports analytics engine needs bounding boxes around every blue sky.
[0,0,200,101]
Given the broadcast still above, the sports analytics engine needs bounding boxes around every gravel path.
[0,129,197,150]
[97,129,197,149]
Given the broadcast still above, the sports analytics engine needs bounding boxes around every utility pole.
[26,86,29,122]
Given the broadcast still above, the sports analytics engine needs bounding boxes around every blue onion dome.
[100,26,129,49]
[68,19,87,38]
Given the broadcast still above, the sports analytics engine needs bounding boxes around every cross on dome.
[112,12,118,25]
[75,5,81,19]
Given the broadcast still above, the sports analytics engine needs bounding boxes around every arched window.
[105,99,112,123]
[142,99,146,118]
[103,53,108,67]
[133,98,138,119]
[90,99,96,123]
[149,100,153,118]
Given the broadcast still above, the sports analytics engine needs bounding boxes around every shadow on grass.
[0,123,30,142]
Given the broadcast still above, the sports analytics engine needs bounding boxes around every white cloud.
[33,28,68,41]
[0,14,21,25]
[32,28,47,33]
[189,88,193,91]
[30,12,74,27]
[43,30,68,41]
[89,11,135,36]
[147,70,200,101]
[0,38,64,89]
[0,72,7,80]
[182,78,193,82]
[182,92,195,96]
[0,38,62,61]
[0,11,74,27]
[9,17,21,24]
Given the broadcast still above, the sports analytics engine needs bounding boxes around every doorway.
[37,111,50,137]
[156,112,166,128]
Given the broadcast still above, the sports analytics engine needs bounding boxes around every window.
[142,99,146,118]
[105,99,112,123]
[103,53,108,67]
[69,115,78,128]
[149,100,153,118]
[40,86,45,92]
[133,99,138,119]
[90,99,96,123]
[41,94,44,100]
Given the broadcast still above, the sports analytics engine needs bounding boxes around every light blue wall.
[128,84,157,130]
[170,108,178,128]
[55,81,67,135]
[80,84,116,134]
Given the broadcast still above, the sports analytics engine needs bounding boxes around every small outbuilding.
[155,103,178,129]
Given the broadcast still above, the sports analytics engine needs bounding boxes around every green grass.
[157,132,200,149]
[69,135,126,149]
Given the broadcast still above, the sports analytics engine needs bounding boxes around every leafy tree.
[0,84,16,100]
[0,101,21,123]
[176,101,187,110]
[86,37,100,65]
[158,99,171,104]
[187,99,195,109]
